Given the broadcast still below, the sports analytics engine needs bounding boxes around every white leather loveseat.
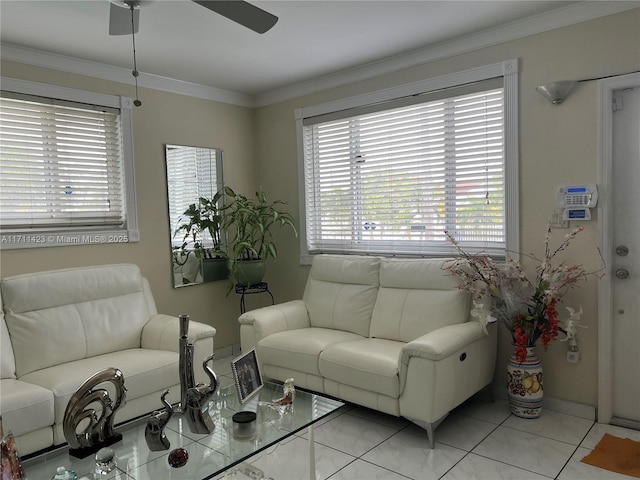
[0,264,216,456]
[239,255,496,448]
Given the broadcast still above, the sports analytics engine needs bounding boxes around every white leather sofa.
[0,264,216,457]
[239,255,497,448]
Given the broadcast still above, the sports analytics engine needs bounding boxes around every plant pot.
[506,346,543,418]
[235,260,266,287]
[202,257,228,282]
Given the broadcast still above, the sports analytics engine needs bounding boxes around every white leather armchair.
[0,264,216,456]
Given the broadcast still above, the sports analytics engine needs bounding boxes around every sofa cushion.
[370,258,471,342]
[319,338,404,398]
[371,288,470,342]
[19,348,179,424]
[257,327,364,376]
[0,378,54,437]
[1,315,16,380]
[2,264,152,377]
[304,255,380,337]
[378,257,461,290]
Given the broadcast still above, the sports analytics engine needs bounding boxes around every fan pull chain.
[130,4,142,107]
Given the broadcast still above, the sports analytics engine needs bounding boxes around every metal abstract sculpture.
[144,390,173,451]
[144,314,218,451]
[184,354,218,434]
[63,367,127,458]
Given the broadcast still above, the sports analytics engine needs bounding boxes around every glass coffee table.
[24,381,344,480]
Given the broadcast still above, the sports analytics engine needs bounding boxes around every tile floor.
[211,355,640,480]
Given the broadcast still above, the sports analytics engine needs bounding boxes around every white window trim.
[0,77,139,248]
[295,59,520,265]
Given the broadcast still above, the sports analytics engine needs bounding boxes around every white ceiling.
[0,1,636,106]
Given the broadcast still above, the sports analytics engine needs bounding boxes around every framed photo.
[231,349,263,404]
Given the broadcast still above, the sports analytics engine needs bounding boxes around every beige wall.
[0,61,260,349]
[255,9,640,407]
[1,9,638,406]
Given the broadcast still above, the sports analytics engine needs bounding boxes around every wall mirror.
[165,144,226,288]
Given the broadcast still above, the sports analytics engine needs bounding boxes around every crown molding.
[1,1,636,109]
[0,43,254,108]
[254,1,638,107]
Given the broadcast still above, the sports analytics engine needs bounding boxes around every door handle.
[616,245,629,256]
[615,268,630,280]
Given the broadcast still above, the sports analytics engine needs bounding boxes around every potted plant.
[220,186,297,289]
[442,223,604,418]
[173,192,228,283]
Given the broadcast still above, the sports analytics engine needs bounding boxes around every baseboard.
[492,387,596,421]
[543,396,596,421]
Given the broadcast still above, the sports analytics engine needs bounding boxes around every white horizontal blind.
[0,93,126,230]
[166,146,218,247]
[303,87,504,257]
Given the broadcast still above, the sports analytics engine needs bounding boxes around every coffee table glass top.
[24,381,344,480]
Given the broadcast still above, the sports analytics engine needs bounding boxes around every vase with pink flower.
[443,223,604,418]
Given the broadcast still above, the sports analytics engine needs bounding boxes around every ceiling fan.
[109,1,277,107]
[108,0,278,36]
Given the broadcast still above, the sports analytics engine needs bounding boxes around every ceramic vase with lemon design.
[506,346,543,418]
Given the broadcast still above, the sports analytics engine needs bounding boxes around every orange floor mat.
[581,433,640,478]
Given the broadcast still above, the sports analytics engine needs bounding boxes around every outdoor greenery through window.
[0,78,137,248]
[298,63,518,261]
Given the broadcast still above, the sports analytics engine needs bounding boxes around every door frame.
[597,72,640,424]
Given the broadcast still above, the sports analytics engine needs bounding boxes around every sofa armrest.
[402,321,488,364]
[399,321,497,425]
[141,314,216,352]
[239,300,310,351]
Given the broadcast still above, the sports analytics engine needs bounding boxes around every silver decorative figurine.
[144,390,173,451]
[184,355,218,434]
[144,314,218,451]
[62,367,127,458]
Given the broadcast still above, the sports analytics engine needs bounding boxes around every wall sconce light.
[536,81,578,104]
[536,69,640,105]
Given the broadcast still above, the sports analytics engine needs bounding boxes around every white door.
[611,85,640,428]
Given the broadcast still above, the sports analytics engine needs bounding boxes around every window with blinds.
[300,79,511,259]
[0,78,138,248]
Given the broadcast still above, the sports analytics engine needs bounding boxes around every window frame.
[295,59,519,264]
[0,77,139,248]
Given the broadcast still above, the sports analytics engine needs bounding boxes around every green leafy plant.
[220,185,297,287]
[174,191,226,260]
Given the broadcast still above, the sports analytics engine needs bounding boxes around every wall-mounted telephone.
[558,184,598,220]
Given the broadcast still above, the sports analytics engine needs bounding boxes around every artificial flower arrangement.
[443,223,604,363]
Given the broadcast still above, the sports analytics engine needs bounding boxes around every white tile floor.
[210,355,640,480]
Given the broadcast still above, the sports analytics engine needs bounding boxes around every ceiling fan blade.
[109,2,140,36]
[192,1,278,34]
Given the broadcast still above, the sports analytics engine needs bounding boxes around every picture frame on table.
[231,349,263,404]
